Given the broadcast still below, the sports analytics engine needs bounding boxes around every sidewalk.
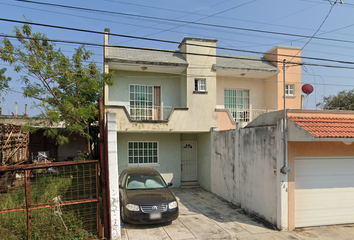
[120,187,354,240]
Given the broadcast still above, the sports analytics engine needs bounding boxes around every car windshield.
[125,173,167,190]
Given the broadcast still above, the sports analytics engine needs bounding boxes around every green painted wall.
[180,133,197,140]
[197,132,212,191]
[117,132,181,187]
[109,70,181,107]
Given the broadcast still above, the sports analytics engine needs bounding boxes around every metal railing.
[127,105,173,121]
[0,160,102,240]
[229,109,276,123]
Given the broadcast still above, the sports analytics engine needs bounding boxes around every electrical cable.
[116,0,257,45]
[288,0,337,63]
[3,18,354,66]
[11,0,354,46]
[3,1,346,49]
[103,0,353,37]
[3,33,354,70]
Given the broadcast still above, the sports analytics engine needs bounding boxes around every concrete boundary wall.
[211,125,282,228]
[239,125,279,227]
[211,130,238,204]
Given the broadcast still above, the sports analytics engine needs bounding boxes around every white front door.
[181,141,197,181]
[295,157,354,228]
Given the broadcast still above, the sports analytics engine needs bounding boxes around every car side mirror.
[167,182,173,187]
[119,184,122,189]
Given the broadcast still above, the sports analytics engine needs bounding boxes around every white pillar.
[107,113,121,239]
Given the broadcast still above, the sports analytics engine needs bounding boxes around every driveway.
[120,187,354,240]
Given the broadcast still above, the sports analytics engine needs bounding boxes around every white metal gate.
[181,141,197,181]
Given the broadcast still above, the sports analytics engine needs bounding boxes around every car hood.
[126,188,176,205]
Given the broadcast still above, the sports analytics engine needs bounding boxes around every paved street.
[120,187,354,240]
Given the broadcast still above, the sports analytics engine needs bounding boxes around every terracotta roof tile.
[289,116,354,138]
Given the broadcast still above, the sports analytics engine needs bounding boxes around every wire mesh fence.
[0,160,101,240]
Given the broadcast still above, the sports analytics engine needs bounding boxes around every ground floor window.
[224,89,250,122]
[128,141,158,164]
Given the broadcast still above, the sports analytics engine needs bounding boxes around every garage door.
[295,157,354,228]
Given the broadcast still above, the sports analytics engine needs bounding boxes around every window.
[125,174,166,189]
[194,79,206,92]
[285,84,294,96]
[129,85,153,120]
[224,89,250,122]
[128,142,158,164]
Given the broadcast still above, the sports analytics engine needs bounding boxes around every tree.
[317,89,354,110]
[0,22,114,158]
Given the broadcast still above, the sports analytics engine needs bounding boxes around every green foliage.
[317,89,354,110]
[76,150,89,161]
[0,22,114,153]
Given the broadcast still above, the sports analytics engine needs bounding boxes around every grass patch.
[0,164,98,240]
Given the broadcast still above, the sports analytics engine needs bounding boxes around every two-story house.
[103,28,302,189]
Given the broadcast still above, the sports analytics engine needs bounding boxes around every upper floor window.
[128,141,158,164]
[224,89,250,122]
[195,79,206,92]
[285,84,294,96]
[129,85,154,120]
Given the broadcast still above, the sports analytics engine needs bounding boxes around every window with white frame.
[129,85,153,120]
[194,79,206,92]
[128,142,158,164]
[285,84,294,96]
[224,89,250,122]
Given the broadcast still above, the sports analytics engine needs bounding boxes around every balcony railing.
[230,109,276,123]
[127,105,173,121]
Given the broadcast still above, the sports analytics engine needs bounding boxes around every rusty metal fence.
[0,124,29,166]
[0,160,102,240]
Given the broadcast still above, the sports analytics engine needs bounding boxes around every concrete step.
[180,182,200,188]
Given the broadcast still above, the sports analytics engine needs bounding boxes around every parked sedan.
[119,167,179,224]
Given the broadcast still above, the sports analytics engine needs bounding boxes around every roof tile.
[289,116,354,138]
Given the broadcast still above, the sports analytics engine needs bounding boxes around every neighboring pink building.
[287,110,354,230]
[217,45,302,130]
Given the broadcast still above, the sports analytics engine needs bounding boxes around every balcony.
[235,109,276,123]
[127,105,173,121]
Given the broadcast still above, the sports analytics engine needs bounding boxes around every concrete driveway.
[120,187,354,240]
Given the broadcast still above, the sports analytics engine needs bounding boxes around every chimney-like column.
[15,102,18,116]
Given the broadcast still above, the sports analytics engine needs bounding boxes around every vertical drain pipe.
[281,60,290,174]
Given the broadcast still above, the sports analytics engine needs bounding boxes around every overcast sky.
[1,0,354,116]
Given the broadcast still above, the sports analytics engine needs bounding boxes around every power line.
[288,0,337,65]
[4,18,354,67]
[12,0,354,46]
[5,2,354,57]
[4,33,354,70]
[104,0,354,39]
[4,1,348,50]
[117,0,257,44]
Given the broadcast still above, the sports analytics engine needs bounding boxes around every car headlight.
[126,203,140,211]
[168,201,178,209]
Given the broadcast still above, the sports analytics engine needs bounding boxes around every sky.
[1,0,354,116]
